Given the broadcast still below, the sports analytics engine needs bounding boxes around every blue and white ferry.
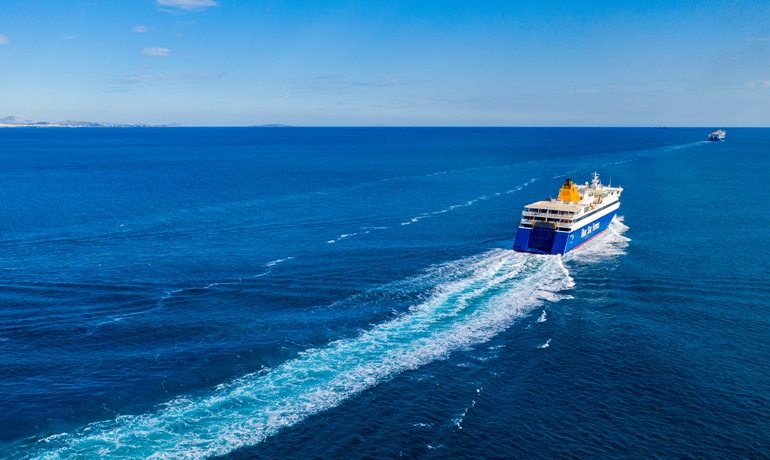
[708,130,726,141]
[513,173,622,255]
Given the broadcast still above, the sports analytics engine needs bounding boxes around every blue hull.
[513,210,617,255]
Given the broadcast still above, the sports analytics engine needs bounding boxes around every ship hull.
[708,131,725,141]
[513,205,618,255]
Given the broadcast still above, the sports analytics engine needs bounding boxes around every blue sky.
[0,0,768,126]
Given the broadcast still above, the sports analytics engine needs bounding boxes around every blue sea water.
[0,127,768,459]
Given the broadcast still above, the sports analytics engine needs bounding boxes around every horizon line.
[0,125,759,129]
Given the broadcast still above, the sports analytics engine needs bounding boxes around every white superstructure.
[519,173,622,233]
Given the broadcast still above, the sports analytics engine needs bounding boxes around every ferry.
[708,130,726,141]
[513,173,622,255]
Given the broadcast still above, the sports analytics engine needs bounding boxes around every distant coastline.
[0,116,186,128]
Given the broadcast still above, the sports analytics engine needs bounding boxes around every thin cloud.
[0,35,9,44]
[115,73,222,84]
[745,80,770,88]
[287,75,431,93]
[133,26,150,33]
[157,0,219,10]
[99,87,133,93]
[569,89,595,94]
[142,47,170,57]
[746,37,770,42]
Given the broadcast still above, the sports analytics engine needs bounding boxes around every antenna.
[591,171,600,189]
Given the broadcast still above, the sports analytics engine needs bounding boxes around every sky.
[0,0,769,126]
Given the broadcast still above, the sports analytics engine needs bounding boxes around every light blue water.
[1,128,768,458]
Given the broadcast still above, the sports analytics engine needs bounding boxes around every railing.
[522,211,576,219]
[522,198,618,219]
[519,219,574,232]
[520,217,575,226]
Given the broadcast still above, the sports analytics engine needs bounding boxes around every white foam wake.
[19,250,573,460]
[563,217,630,264]
[400,179,535,227]
[265,257,294,267]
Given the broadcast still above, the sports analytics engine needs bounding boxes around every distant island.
[0,116,186,128]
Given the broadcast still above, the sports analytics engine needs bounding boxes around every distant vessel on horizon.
[708,129,726,141]
[513,173,622,255]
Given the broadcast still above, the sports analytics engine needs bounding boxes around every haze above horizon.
[1,0,769,126]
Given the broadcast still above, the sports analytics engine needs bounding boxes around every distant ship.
[708,130,726,141]
[513,173,622,255]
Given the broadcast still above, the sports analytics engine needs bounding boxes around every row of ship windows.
[520,224,572,231]
[526,209,576,216]
[530,216,573,223]
[522,203,618,228]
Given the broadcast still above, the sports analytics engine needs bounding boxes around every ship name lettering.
[580,222,601,238]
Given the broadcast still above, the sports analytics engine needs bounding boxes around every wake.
[564,217,630,264]
[15,219,629,459]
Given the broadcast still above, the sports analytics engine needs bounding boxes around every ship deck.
[525,201,581,212]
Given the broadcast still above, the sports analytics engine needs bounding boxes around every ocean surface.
[1,127,768,459]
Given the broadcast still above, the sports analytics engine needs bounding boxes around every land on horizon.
[0,117,745,129]
[0,115,185,128]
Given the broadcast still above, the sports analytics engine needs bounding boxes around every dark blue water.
[1,128,768,458]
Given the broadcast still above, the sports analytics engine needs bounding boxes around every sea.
[0,127,768,459]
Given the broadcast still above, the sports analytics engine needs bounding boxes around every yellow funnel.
[558,179,581,202]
